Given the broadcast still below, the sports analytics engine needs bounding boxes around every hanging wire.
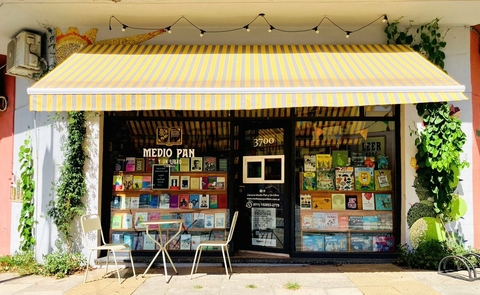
[108,13,389,37]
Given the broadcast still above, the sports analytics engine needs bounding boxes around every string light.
[108,13,388,38]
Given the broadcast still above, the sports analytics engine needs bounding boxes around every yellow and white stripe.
[28,44,468,111]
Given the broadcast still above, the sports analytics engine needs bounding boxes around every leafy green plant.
[40,251,86,278]
[47,111,87,251]
[285,281,300,291]
[18,138,36,252]
[246,284,257,289]
[193,285,203,289]
[0,251,40,275]
[406,201,437,228]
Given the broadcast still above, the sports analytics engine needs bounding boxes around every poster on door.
[251,207,276,247]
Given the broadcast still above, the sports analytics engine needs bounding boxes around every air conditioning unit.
[6,31,42,78]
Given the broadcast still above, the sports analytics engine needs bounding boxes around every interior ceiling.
[1,0,480,55]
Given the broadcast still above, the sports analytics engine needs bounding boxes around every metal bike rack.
[438,253,480,281]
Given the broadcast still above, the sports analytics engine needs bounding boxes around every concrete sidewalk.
[1,263,480,295]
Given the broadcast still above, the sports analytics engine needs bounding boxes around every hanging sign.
[156,126,182,146]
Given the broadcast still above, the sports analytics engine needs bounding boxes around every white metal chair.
[190,211,238,279]
[81,214,136,283]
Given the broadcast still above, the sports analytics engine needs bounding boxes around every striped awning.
[28,44,468,111]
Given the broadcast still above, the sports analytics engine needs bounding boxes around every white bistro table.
[141,220,183,282]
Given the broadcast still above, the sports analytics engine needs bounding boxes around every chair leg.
[128,250,137,279]
[225,245,233,274]
[105,249,110,276]
[195,247,204,274]
[111,250,121,283]
[84,250,93,283]
[190,246,201,279]
[221,246,229,277]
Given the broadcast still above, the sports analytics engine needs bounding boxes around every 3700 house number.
[253,137,275,147]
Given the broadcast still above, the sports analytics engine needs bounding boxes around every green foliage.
[18,138,36,252]
[406,201,437,228]
[385,18,448,70]
[47,111,87,250]
[0,251,40,275]
[39,251,86,278]
[285,281,301,291]
[414,103,468,218]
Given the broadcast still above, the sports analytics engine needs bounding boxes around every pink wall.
[0,55,14,255]
[471,26,480,248]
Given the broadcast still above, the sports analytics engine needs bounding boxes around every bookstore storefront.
[28,43,468,258]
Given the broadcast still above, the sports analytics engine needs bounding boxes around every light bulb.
[315,29,319,34]
[346,32,351,38]
[268,29,272,33]
[200,30,205,37]
[122,25,127,32]
[247,28,250,32]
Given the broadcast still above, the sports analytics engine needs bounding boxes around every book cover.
[201,177,209,190]
[317,169,335,191]
[111,233,124,244]
[345,195,358,210]
[119,195,129,209]
[377,213,393,230]
[111,195,121,209]
[205,214,215,228]
[189,194,200,209]
[332,150,349,167]
[338,215,349,230]
[325,213,338,229]
[133,234,144,250]
[135,158,145,172]
[302,172,317,190]
[193,213,205,228]
[147,212,161,230]
[158,157,169,165]
[204,156,217,171]
[168,232,181,250]
[160,214,171,229]
[302,234,325,251]
[324,234,347,251]
[139,194,150,208]
[122,213,133,229]
[372,235,395,252]
[218,158,228,171]
[122,174,133,190]
[361,193,375,210]
[130,196,140,209]
[159,193,170,209]
[123,233,135,249]
[170,176,180,189]
[133,175,143,190]
[142,175,152,190]
[134,212,148,229]
[354,167,375,191]
[312,196,331,210]
[348,215,364,230]
[312,212,326,230]
[218,194,228,209]
[300,194,312,209]
[145,157,157,173]
[183,213,194,229]
[302,214,313,230]
[169,195,179,209]
[200,194,210,209]
[191,235,201,250]
[350,234,374,251]
[180,175,190,190]
[191,157,203,171]
[215,212,226,228]
[149,194,159,208]
[334,167,354,191]
[208,176,217,190]
[143,233,156,250]
[374,170,392,191]
[363,215,379,230]
[331,193,346,210]
[179,158,190,172]
[375,194,393,210]
[316,154,332,170]
[190,177,201,190]
[125,157,136,172]
[179,194,190,209]
[180,234,192,250]
[304,155,316,172]
[209,194,218,209]
[114,158,125,172]
[111,214,122,229]
[216,176,226,190]
[112,175,123,191]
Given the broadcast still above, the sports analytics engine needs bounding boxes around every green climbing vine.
[18,137,36,252]
[47,111,87,251]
